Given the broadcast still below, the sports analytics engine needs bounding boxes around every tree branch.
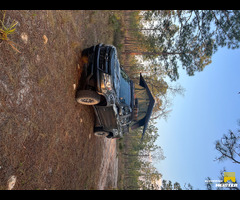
[211,10,230,39]
[194,10,203,39]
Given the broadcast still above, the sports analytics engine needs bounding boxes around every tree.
[161,179,192,190]
[183,183,194,190]
[123,145,165,163]
[139,163,162,190]
[174,182,182,190]
[214,121,240,164]
[139,10,240,81]
[121,121,164,190]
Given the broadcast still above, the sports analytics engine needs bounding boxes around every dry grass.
[0,10,120,190]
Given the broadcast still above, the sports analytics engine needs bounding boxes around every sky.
[153,47,240,190]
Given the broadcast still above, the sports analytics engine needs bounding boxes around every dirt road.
[0,10,119,190]
[98,138,118,190]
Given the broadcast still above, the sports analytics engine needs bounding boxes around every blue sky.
[153,47,240,189]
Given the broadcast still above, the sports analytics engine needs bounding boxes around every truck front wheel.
[76,90,100,105]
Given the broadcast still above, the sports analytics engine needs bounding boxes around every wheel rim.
[77,97,98,105]
[80,98,95,103]
[94,131,109,137]
[76,90,100,105]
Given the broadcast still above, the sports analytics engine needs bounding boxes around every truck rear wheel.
[94,127,112,138]
[94,131,109,137]
[76,90,100,105]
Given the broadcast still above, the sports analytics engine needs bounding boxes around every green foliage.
[161,179,194,190]
[109,12,124,51]
[0,10,20,53]
[120,119,166,189]
[141,10,240,81]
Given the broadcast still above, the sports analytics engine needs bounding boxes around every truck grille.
[99,46,111,73]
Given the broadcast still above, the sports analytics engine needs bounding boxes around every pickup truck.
[76,44,155,139]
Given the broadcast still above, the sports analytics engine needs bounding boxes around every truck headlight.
[102,73,112,91]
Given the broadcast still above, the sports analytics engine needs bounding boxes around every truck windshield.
[119,69,131,106]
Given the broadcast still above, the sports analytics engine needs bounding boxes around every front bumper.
[85,43,114,94]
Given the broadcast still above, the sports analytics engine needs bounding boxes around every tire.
[94,131,109,137]
[76,90,100,105]
[94,127,111,137]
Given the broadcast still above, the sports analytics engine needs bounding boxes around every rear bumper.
[93,105,122,138]
[93,105,118,130]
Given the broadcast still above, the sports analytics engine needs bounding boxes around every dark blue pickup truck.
[76,44,155,139]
